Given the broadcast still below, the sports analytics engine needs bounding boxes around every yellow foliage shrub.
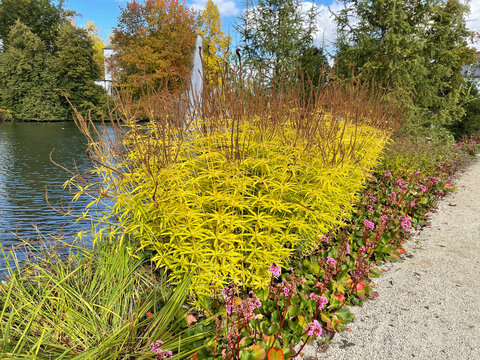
[92,118,387,297]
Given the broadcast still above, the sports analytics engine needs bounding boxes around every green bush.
[0,241,211,359]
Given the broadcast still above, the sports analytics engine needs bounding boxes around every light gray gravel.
[300,156,480,360]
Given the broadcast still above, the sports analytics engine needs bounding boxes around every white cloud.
[466,0,480,49]
[301,1,352,57]
[190,0,240,17]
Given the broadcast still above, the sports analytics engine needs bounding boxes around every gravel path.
[301,156,480,359]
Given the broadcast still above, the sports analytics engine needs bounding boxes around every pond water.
[0,121,101,268]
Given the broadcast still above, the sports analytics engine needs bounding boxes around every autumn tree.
[86,21,106,74]
[199,0,231,85]
[111,0,197,91]
[0,21,61,120]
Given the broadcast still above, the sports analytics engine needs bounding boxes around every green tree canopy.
[0,20,62,120]
[0,0,73,52]
[236,0,321,82]
[335,0,475,138]
[54,22,105,119]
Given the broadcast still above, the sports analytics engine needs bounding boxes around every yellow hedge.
[88,117,387,297]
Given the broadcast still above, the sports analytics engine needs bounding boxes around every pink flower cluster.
[281,279,297,297]
[269,263,281,277]
[222,286,236,315]
[388,192,397,202]
[309,293,328,310]
[342,243,350,255]
[222,286,262,319]
[384,170,392,178]
[307,320,323,337]
[320,236,329,244]
[381,214,389,224]
[149,340,173,359]
[419,185,427,193]
[239,292,262,320]
[326,256,337,268]
[400,216,412,231]
[363,219,375,231]
[367,205,374,213]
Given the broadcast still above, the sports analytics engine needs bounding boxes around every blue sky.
[62,0,480,51]
[63,0,337,45]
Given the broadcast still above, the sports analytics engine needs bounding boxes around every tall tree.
[86,21,106,74]
[335,0,475,137]
[0,0,73,52]
[199,0,231,85]
[0,21,61,120]
[235,0,319,82]
[111,0,197,91]
[54,23,105,119]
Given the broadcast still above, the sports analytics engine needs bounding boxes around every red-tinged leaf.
[400,248,405,254]
[356,282,365,291]
[146,312,153,318]
[346,328,352,332]
[247,345,266,360]
[356,290,366,300]
[267,348,284,360]
[190,352,198,360]
[321,314,332,329]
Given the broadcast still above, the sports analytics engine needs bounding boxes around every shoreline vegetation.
[1,65,479,358]
[1,0,480,359]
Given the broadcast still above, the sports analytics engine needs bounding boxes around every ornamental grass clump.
[71,69,404,297]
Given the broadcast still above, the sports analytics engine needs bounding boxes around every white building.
[94,46,114,95]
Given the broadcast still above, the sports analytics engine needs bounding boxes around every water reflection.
[0,122,105,267]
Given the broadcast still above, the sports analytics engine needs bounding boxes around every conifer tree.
[335,0,474,137]
[236,0,319,82]
[0,21,61,120]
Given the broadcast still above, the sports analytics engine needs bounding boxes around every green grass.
[0,240,213,359]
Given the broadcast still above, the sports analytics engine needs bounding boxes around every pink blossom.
[320,236,329,244]
[381,215,389,224]
[307,320,323,337]
[150,340,173,359]
[326,256,337,268]
[367,205,374,213]
[239,292,262,319]
[363,219,375,231]
[419,185,427,193]
[400,216,412,231]
[269,263,281,277]
[384,170,392,178]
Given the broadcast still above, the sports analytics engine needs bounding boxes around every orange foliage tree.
[111,0,197,92]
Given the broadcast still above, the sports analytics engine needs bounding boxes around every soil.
[300,156,480,359]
